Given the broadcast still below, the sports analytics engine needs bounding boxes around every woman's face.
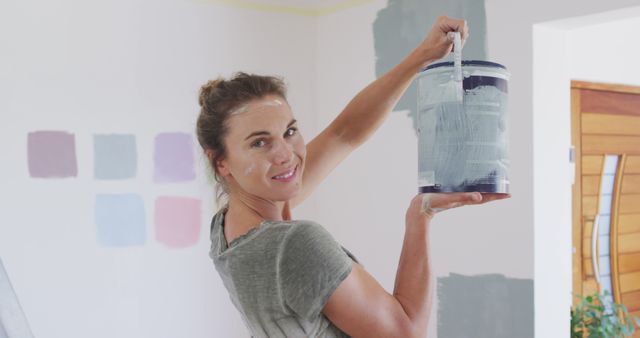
[217,95,306,202]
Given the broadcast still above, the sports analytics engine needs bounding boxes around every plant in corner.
[571,290,640,338]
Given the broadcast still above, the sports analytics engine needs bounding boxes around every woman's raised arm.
[290,16,469,208]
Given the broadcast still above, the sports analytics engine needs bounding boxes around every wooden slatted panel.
[583,238,592,258]
[620,214,640,234]
[622,290,640,312]
[583,196,598,217]
[582,113,640,136]
[620,253,640,274]
[572,81,640,94]
[583,221,594,238]
[628,156,640,173]
[579,218,640,241]
[619,232,640,254]
[622,175,640,194]
[582,156,604,175]
[583,278,599,296]
[583,258,594,277]
[620,194,640,214]
[620,271,640,293]
[582,175,600,195]
[582,258,612,277]
[572,87,584,303]
[582,135,640,155]
[581,89,640,117]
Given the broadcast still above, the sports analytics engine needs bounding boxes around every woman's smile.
[271,164,298,182]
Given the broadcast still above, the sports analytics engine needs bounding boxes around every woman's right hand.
[412,15,469,67]
[405,192,511,227]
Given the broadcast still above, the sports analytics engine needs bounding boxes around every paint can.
[417,60,510,193]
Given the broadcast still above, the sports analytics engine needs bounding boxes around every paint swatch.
[95,194,146,247]
[27,131,78,178]
[94,134,137,180]
[153,132,195,183]
[154,196,201,248]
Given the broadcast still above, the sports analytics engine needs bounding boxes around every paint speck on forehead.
[264,99,283,106]
[230,99,284,116]
[230,104,249,116]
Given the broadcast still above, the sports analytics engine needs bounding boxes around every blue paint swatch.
[94,134,137,180]
[95,194,146,247]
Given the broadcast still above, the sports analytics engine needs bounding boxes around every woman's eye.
[285,127,297,137]
[251,139,266,148]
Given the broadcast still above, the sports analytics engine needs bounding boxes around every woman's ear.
[207,150,231,177]
[205,149,214,164]
[214,157,231,177]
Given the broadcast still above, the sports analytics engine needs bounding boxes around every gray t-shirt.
[209,208,358,337]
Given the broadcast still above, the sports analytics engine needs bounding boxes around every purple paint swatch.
[27,131,78,178]
[153,132,195,183]
[154,196,201,248]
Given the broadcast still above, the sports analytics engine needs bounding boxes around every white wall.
[4,0,640,336]
[533,6,640,338]
[0,0,316,337]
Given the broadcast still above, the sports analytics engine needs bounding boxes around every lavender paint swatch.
[153,132,195,183]
[27,131,78,178]
[95,194,146,247]
[94,134,137,180]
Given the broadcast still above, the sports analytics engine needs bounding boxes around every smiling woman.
[197,16,508,338]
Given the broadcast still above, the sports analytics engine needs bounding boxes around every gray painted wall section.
[373,0,488,132]
[438,273,534,338]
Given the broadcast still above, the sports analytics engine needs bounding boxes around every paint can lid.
[420,60,507,72]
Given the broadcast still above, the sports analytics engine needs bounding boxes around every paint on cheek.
[261,162,271,179]
[244,162,256,176]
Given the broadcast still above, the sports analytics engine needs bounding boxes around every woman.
[197,16,509,338]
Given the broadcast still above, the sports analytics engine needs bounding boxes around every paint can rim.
[420,60,507,72]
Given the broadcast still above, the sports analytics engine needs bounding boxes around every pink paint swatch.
[154,196,201,248]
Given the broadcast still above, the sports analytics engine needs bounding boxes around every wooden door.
[572,81,640,327]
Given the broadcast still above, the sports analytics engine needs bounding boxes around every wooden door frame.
[571,80,640,306]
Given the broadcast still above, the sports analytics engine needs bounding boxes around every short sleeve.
[277,222,353,320]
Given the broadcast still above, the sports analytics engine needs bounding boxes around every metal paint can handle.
[448,31,463,100]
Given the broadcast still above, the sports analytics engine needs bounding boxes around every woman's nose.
[271,139,294,165]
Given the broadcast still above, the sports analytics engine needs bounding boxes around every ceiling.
[212,0,376,16]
